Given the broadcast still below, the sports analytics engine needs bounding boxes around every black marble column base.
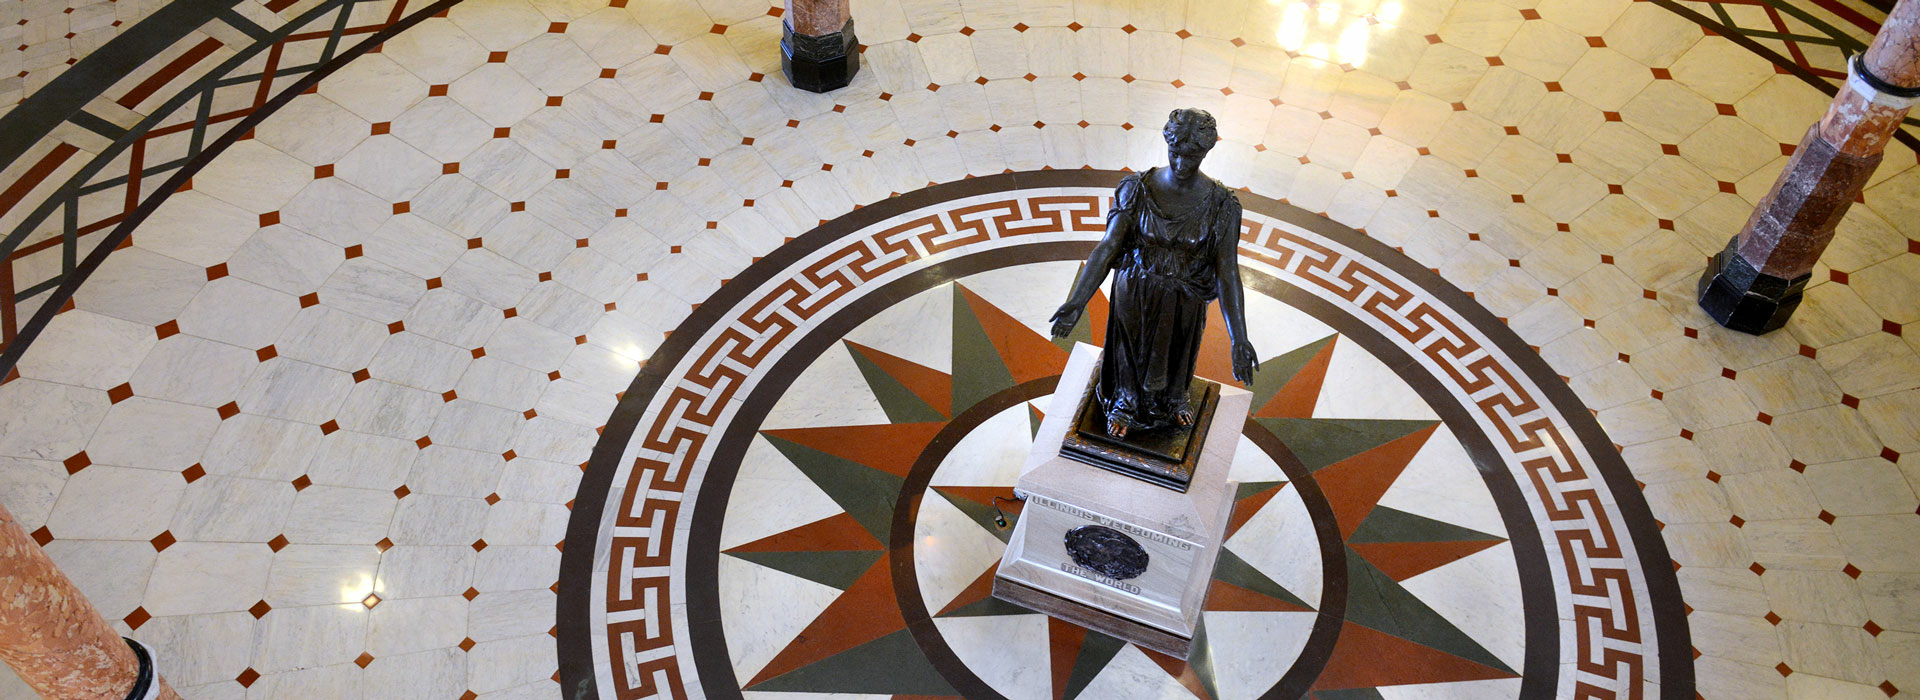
[123,637,158,700]
[782,18,859,93]
[1697,238,1809,335]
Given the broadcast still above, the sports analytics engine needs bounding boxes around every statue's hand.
[1232,340,1259,386]
[1049,305,1083,339]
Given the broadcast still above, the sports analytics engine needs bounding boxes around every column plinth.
[782,0,858,92]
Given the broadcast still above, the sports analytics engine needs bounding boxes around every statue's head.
[1163,108,1218,179]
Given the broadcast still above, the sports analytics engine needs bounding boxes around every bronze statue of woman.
[1050,108,1259,439]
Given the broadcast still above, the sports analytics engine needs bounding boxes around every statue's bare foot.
[1174,403,1195,427]
[1106,418,1128,439]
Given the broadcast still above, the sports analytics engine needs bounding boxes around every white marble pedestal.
[993,343,1248,658]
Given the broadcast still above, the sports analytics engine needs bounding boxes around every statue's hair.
[1163,108,1218,151]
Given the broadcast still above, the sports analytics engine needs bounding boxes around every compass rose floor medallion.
[558,171,1693,700]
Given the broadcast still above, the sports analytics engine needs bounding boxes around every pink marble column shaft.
[1732,0,1918,280]
[0,503,181,700]
[787,0,850,36]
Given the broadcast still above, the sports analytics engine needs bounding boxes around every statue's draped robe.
[1098,168,1242,432]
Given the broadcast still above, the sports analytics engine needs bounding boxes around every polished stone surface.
[0,0,1915,697]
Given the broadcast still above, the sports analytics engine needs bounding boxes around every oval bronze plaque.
[1064,525,1149,580]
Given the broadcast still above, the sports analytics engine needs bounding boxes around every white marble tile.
[227,225,347,297]
[272,306,388,372]
[530,378,615,428]
[1666,35,1776,104]
[264,545,381,607]
[507,33,601,95]
[136,612,255,687]
[504,416,596,464]
[318,53,429,122]
[0,379,105,462]
[361,648,468,700]
[549,248,634,305]
[143,542,273,616]
[453,143,556,207]
[512,282,600,339]
[451,356,549,411]
[567,8,658,69]
[480,316,574,373]
[449,64,550,129]
[467,633,558,693]
[235,357,355,424]
[279,177,394,248]
[128,191,260,270]
[192,140,313,215]
[41,539,157,618]
[389,494,490,545]
[471,545,560,592]
[381,18,490,85]
[307,430,419,491]
[478,500,568,546]
[366,595,468,657]
[375,545,477,600]
[175,277,301,350]
[493,457,579,505]
[12,309,156,389]
[668,33,752,92]
[0,456,66,531]
[253,95,374,166]
[281,485,399,545]
[251,603,369,673]
[196,413,322,482]
[334,135,444,203]
[407,445,509,499]
[446,0,548,51]
[442,249,539,311]
[465,588,554,641]
[403,290,508,351]
[526,180,618,238]
[367,332,472,393]
[427,399,525,454]
[408,179,512,250]
[165,475,296,543]
[250,662,365,698]
[1601,3,1701,68]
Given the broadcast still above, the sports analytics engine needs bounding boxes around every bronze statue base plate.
[1059,366,1221,492]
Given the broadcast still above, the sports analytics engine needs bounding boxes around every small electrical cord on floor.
[991,494,1024,529]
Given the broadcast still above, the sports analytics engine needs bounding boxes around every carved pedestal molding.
[1699,0,1919,333]
[0,503,181,700]
[781,0,859,92]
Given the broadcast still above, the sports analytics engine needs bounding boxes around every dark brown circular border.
[557,170,1694,700]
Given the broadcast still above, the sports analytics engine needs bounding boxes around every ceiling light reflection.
[343,572,375,606]
[1271,0,1377,68]
[611,342,649,366]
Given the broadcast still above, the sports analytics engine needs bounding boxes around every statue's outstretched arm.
[1051,185,1133,338]
[1214,195,1258,384]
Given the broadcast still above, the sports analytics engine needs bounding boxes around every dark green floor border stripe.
[0,0,246,171]
[0,0,465,377]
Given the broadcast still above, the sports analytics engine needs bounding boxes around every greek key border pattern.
[1238,216,1651,699]
[599,188,1667,699]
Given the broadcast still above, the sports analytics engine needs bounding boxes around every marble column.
[782,0,859,92]
[0,503,181,700]
[1697,0,1920,333]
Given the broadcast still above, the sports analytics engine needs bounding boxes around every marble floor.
[0,0,1917,698]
